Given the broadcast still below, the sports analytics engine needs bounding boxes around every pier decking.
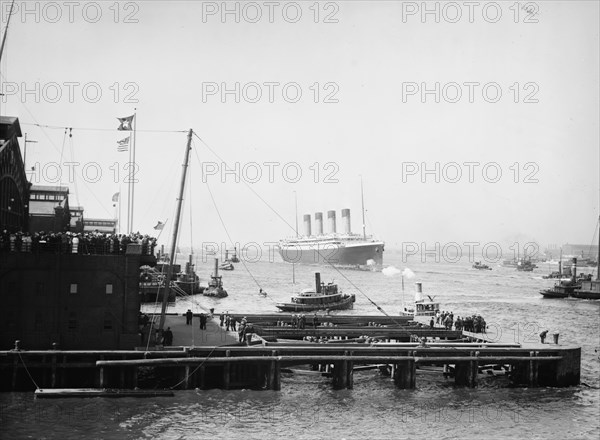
[0,313,581,392]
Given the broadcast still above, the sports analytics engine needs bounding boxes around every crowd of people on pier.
[431,310,487,333]
[0,229,157,256]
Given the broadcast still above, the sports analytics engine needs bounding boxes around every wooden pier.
[0,313,581,392]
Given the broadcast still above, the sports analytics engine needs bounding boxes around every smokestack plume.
[303,214,311,236]
[342,208,351,234]
[327,210,336,233]
[315,212,323,235]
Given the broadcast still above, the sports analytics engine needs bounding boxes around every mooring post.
[394,352,416,389]
[347,351,354,389]
[184,366,191,389]
[268,350,280,391]
[99,355,105,388]
[529,351,539,387]
[223,350,231,390]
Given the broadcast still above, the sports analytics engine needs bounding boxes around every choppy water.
[2,253,599,439]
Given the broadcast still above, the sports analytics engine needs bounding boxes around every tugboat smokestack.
[303,214,311,236]
[327,210,336,233]
[571,257,577,281]
[214,257,219,278]
[315,212,323,235]
[315,272,321,293]
[342,208,351,234]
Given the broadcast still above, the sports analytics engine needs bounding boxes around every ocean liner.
[277,208,384,268]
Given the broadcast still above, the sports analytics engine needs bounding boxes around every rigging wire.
[190,132,407,320]
[21,122,187,133]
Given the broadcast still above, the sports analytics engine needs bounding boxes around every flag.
[117,136,130,152]
[153,221,164,230]
[112,192,120,202]
[117,115,134,131]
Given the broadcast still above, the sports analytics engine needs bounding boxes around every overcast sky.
[1,1,598,254]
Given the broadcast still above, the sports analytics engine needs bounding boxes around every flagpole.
[126,127,132,234]
[118,186,122,234]
[130,110,137,233]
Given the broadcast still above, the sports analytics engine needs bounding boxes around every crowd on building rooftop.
[0,230,157,255]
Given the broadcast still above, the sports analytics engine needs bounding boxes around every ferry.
[276,273,355,312]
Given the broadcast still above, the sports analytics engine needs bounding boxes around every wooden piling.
[223,350,231,390]
[553,348,580,386]
[528,351,539,387]
[268,350,280,391]
[393,352,416,389]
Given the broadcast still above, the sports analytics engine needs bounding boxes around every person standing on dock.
[199,313,207,330]
[220,312,225,327]
[225,313,231,331]
[185,309,193,325]
[163,327,173,346]
[540,330,548,343]
[313,314,319,329]
[429,317,434,329]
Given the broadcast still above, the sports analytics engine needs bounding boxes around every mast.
[360,176,366,240]
[0,0,16,64]
[597,215,600,281]
[158,129,193,331]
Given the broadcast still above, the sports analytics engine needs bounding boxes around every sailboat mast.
[158,128,194,331]
[360,176,366,240]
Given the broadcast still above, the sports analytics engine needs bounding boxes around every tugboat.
[203,258,228,297]
[540,258,581,298]
[472,261,492,270]
[174,255,205,294]
[401,282,440,317]
[516,258,537,272]
[225,248,240,263]
[275,272,355,312]
[570,222,600,300]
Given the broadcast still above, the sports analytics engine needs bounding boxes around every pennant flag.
[117,115,134,131]
[117,136,130,152]
[153,221,165,230]
[112,192,120,202]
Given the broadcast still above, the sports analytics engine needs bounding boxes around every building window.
[105,284,113,294]
[103,315,113,330]
[68,313,78,330]
[69,283,78,294]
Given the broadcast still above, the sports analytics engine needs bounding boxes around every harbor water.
[1,252,599,439]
